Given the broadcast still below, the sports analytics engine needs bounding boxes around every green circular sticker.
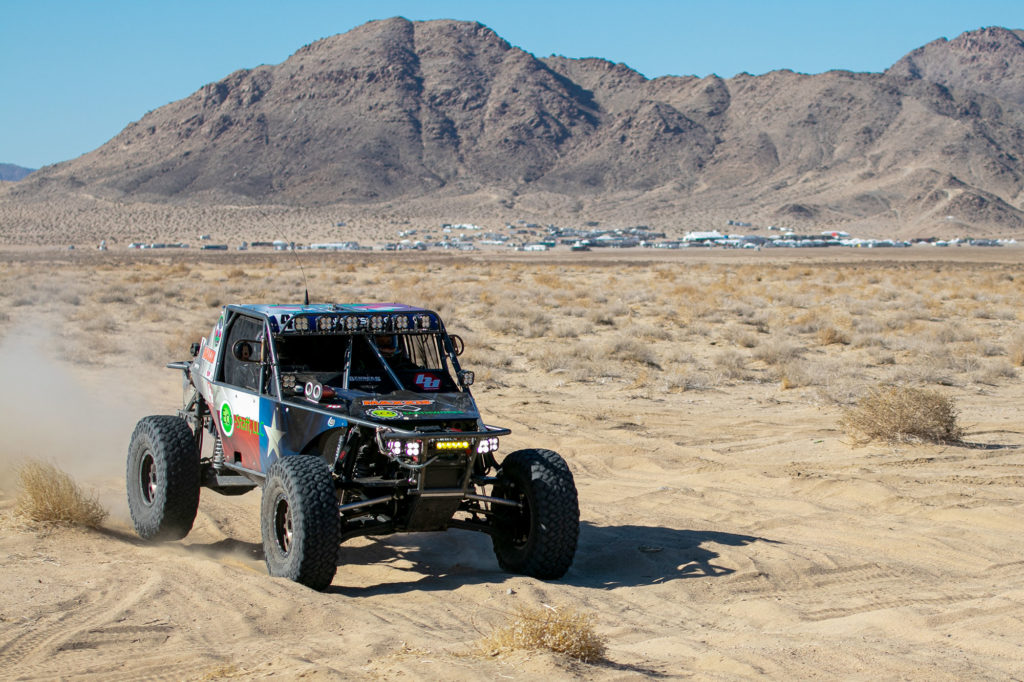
[220,402,234,436]
[369,409,400,419]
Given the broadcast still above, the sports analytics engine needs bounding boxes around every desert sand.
[1,247,1023,679]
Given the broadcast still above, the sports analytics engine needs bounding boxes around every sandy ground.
[1,249,1023,680]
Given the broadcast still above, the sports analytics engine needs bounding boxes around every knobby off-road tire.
[491,448,580,579]
[261,456,340,591]
[126,415,201,541]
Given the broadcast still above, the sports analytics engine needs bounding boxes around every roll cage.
[219,304,469,400]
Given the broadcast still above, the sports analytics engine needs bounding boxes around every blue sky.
[2,0,1021,169]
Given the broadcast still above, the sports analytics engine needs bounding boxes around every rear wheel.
[261,456,340,591]
[126,416,201,541]
[491,448,579,579]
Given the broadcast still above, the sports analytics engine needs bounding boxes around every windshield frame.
[267,330,463,398]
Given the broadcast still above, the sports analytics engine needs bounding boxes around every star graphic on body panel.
[263,410,285,460]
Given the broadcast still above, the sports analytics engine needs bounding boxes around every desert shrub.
[550,321,579,338]
[713,349,748,380]
[663,369,719,392]
[840,386,963,445]
[883,311,915,331]
[632,323,673,342]
[1008,333,1024,366]
[971,360,1017,385]
[603,338,659,367]
[777,361,815,389]
[586,308,616,326]
[934,322,978,344]
[723,325,758,348]
[816,326,849,346]
[753,340,803,365]
[976,342,1004,357]
[523,311,552,338]
[478,605,605,662]
[791,310,827,334]
[15,460,108,528]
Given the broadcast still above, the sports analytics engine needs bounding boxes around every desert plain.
[1,246,1023,680]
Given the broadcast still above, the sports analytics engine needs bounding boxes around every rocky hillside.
[5,18,1024,238]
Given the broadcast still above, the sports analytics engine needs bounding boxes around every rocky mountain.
[0,164,35,182]
[6,18,1024,237]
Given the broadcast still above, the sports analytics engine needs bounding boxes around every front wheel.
[491,448,580,579]
[126,415,201,541]
[260,456,340,591]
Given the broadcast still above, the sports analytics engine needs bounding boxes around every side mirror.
[232,340,259,363]
[450,334,465,356]
[457,369,475,388]
[190,342,201,357]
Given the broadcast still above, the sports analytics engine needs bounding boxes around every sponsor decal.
[361,399,432,406]
[369,409,400,419]
[413,373,441,391]
[327,417,335,427]
[202,346,216,363]
[349,375,381,382]
[220,401,234,436]
[232,414,260,436]
[212,315,224,348]
[348,304,405,312]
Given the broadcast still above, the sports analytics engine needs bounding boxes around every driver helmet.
[375,334,400,357]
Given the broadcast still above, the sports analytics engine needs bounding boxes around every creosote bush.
[15,460,108,528]
[479,604,606,662]
[840,385,964,445]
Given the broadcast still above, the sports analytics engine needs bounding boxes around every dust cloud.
[0,327,158,518]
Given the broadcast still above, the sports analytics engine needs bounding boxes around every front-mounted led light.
[370,315,385,331]
[435,440,470,451]
[415,314,432,330]
[293,316,310,332]
[477,437,500,454]
[384,439,422,462]
[395,315,409,330]
[343,316,359,331]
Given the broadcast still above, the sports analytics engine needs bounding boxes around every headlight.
[435,440,470,451]
[477,437,499,454]
[293,316,310,331]
[384,439,422,462]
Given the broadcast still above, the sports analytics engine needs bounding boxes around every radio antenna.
[281,235,311,305]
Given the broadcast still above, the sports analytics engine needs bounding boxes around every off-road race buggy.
[126,303,580,590]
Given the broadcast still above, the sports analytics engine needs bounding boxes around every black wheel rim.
[139,451,157,506]
[503,481,531,547]
[274,497,293,554]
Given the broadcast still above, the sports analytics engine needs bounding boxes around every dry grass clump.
[14,460,108,528]
[603,338,660,367]
[478,604,605,663]
[753,340,803,366]
[840,386,964,445]
[713,349,749,380]
[816,326,849,346]
[1008,333,1024,366]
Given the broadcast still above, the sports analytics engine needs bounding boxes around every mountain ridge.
[5,17,1024,240]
